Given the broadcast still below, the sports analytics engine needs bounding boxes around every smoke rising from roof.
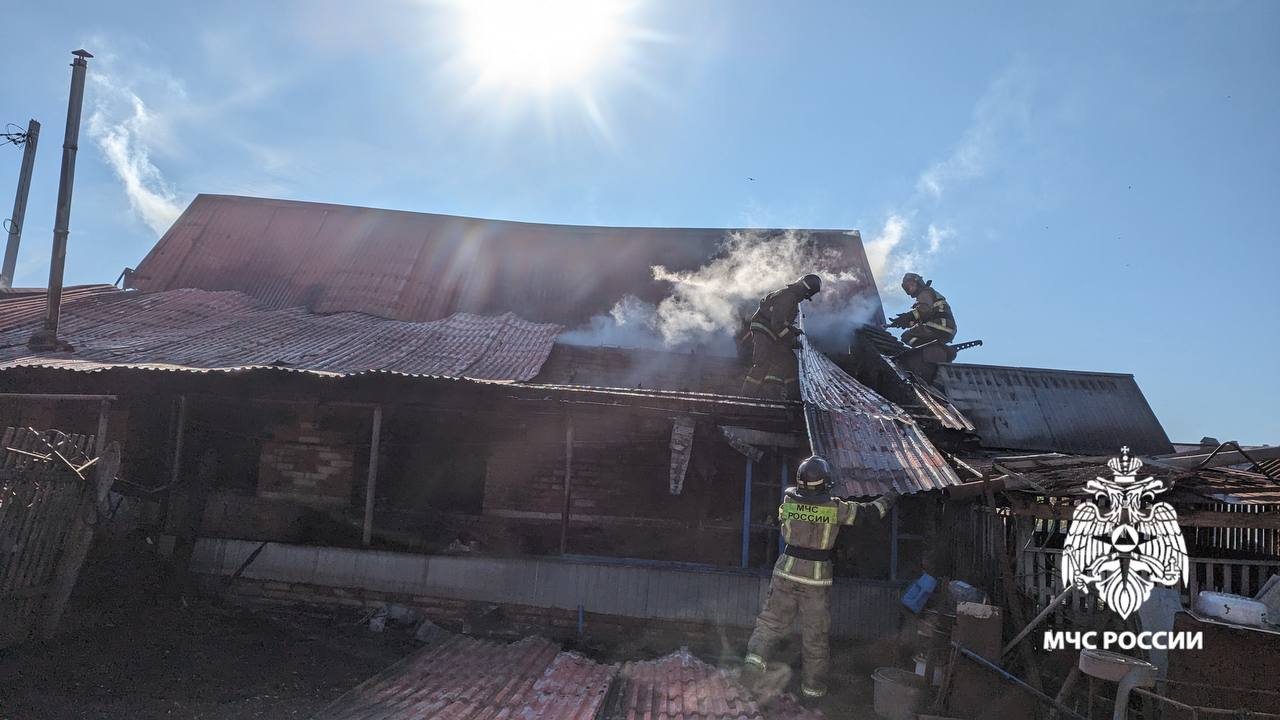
[88,71,185,236]
[560,230,881,355]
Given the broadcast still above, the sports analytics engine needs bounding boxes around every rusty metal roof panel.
[314,634,616,720]
[936,363,1173,456]
[798,333,961,496]
[0,285,121,332]
[911,382,976,432]
[128,194,880,327]
[0,288,561,382]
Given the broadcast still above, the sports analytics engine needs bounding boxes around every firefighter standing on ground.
[888,272,957,348]
[743,456,899,700]
[741,274,821,400]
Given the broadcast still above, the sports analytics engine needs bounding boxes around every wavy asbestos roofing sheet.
[0,285,120,332]
[936,362,1173,455]
[798,333,961,497]
[313,634,616,720]
[127,194,881,327]
[0,288,561,382]
[602,649,823,720]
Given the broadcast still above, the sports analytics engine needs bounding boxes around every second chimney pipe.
[29,50,91,351]
[1,119,40,290]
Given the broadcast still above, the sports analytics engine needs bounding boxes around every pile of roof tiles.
[602,649,822,720]
[315,634,614,720]
[314,633,820,720]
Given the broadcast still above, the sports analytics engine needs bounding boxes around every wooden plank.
[10,480,63,604]
[39,442,119,638]
[362,405,383,548]
[559,419,573,556]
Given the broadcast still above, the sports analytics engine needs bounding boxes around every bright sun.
[459,0,629,89]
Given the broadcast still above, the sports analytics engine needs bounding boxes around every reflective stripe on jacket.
[773,487,891,587]
[910,286,957,336]
[748,283,806,342]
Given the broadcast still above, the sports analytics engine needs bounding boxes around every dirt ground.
[0,538,896,720]
[0,538,417,720]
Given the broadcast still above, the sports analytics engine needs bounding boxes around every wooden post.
[741,460,753,569]
[778,459,788,556]
[93,399,110,506]
[559,419,574,556]
[161,396,187,536]
[362,405,383,547]
[890,504,901,582]
[39,441,119,638]
[169,450,216,598]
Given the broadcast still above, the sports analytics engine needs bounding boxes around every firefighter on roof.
[741,274,821,400]
[742,455,899,700]
[888,272,957,348]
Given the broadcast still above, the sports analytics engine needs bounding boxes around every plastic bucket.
[873,666,926,720]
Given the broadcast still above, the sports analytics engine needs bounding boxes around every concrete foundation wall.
[191,538,902,640]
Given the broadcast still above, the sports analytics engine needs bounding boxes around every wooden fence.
[0,427,113,648]
[1017,544,1280,622]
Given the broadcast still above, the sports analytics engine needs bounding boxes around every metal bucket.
[873,666,927,720]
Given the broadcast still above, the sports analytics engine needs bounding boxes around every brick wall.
[257,415,357,506]
[481,410,756,565]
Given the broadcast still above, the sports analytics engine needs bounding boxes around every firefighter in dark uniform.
[743,455,899,700]
[888,272,957,348]
[740,274,821,400]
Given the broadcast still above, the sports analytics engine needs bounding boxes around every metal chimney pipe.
[28,50,91,352]
[1,119,40,290]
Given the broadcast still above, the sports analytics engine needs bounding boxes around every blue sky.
[2,1,1277,444]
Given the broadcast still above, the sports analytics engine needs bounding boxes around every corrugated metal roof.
[128,194,880,327]
[314,634,616,720]
[0,284,121,332]
[602,649,823,720]
[0,288,561,382]
[936,363,1174,455]
[911,381,976,432]
[798,332,962,496]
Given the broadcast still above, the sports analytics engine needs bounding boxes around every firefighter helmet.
[799,274,822,298]
[796,455,832,495]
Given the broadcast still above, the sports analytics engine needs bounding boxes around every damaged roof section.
[798,333,962,497]
[0,288,562,382]
[845,326,975,433]
[936,363,1173,455]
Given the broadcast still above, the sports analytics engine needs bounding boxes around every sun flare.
[459,0,630,89]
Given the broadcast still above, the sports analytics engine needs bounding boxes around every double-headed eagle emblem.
[1062,447,1188,619]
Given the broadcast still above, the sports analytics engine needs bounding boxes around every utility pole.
[29,50,91,351]
[1,119,40,290]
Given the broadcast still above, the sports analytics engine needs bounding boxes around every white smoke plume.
[88,74,185,235]
[560,230,879,354]
[867,64,1034,306]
